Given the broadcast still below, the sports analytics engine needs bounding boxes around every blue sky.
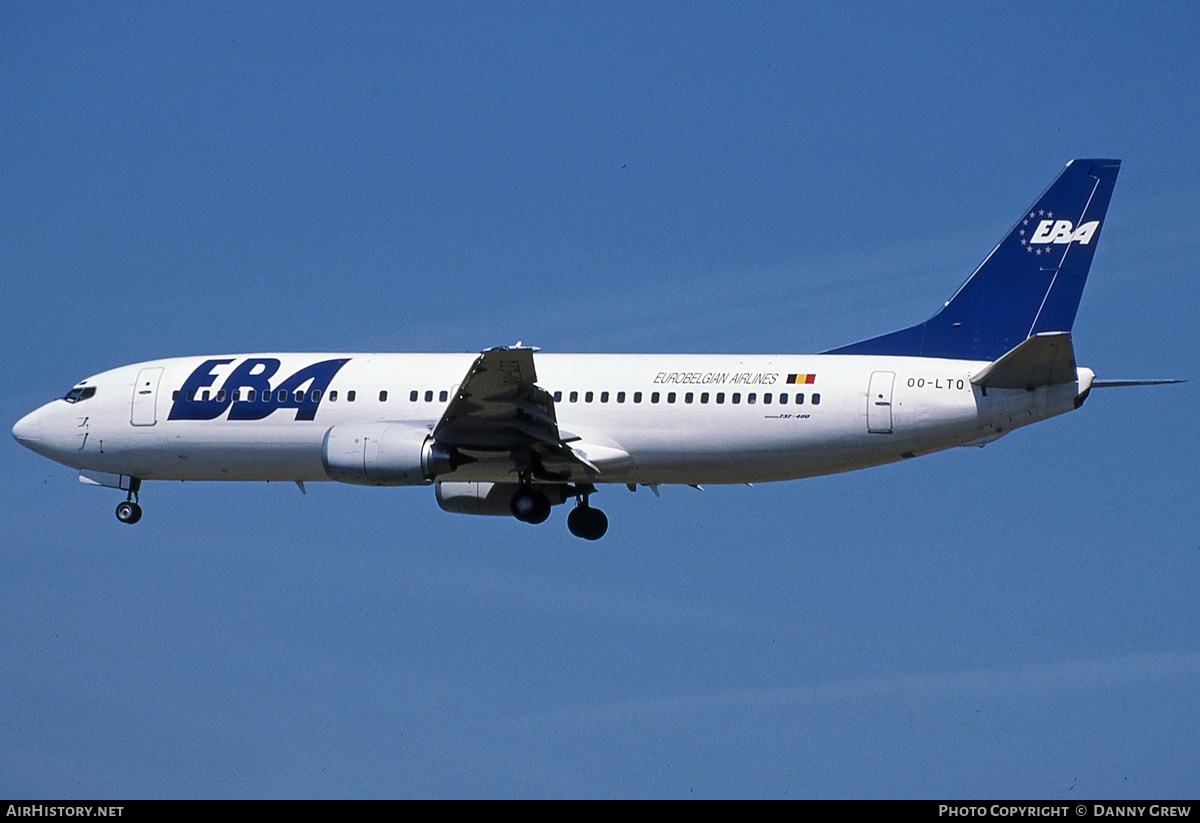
[2,2,1197,798]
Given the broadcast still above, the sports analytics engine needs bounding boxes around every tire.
[567,505,607,540]
[510,488,551,524]
[115,501,142,524]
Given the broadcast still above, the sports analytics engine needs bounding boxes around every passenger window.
[570,391,578,403]
[716,392,725,404]
[328,390,337,401]
[231,390,240,402]
[585,391,594,403]
[601,391,609,403]
[796,393,805,404]
[248,389,258,401]
[410,390,419,402]
[312,390,321,402]
[202,390,210,401]
[347,390,356,402]
[764,393,772,404]
[748,393,756,404]
[812,393,821,405]
[424,390,433,402]
[633,392,642,403]
[277,390,287,402]
[554,390,562,402]
[217,390,226,402]
[172,390,179,401]
[701,392,709,403]
[732,393,741,404]
[379,390,388,402]
[685,392,693,404]
[779,393,787,405]
[295,390,305,402]
[667,392,676,403]
[439,390,448,402]
[651,392,660,404]
[617,391,625,403]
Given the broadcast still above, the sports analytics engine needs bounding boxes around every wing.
[433,345,602,480]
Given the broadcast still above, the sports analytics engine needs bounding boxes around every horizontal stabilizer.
[1092,378,1185,388]
[971,332,1077,390]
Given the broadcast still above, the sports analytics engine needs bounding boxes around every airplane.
[11,158,1181,540]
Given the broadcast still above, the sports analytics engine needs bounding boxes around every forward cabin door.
[867,370,895,434]
[131,367,163,426]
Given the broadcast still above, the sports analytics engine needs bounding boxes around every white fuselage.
[13,352,1091,487]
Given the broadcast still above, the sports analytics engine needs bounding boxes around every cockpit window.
[63,386,97,403]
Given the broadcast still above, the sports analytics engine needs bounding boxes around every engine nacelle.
[436,482,570,516]
[322,423,453,486]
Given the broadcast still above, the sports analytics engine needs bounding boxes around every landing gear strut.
[115,480,142,525]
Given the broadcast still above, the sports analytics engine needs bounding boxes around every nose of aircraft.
[13,400,93,466]
[12,407,43,450]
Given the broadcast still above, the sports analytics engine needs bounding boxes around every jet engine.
[322,422,453,485]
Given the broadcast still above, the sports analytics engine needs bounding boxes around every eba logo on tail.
[1026,218,1100,245]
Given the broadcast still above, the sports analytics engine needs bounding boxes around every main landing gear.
[566,501,608,541]
[509,479,609,539]
[115,479,142,524]
[509,486,552,524]
[565,484,607,541]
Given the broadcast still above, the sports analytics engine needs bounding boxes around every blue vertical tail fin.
[827,159,1121,361]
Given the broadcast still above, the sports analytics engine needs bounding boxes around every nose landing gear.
[114,479,142,524]
[115,500,142,524]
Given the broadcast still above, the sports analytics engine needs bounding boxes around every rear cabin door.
[867,370,895,434]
